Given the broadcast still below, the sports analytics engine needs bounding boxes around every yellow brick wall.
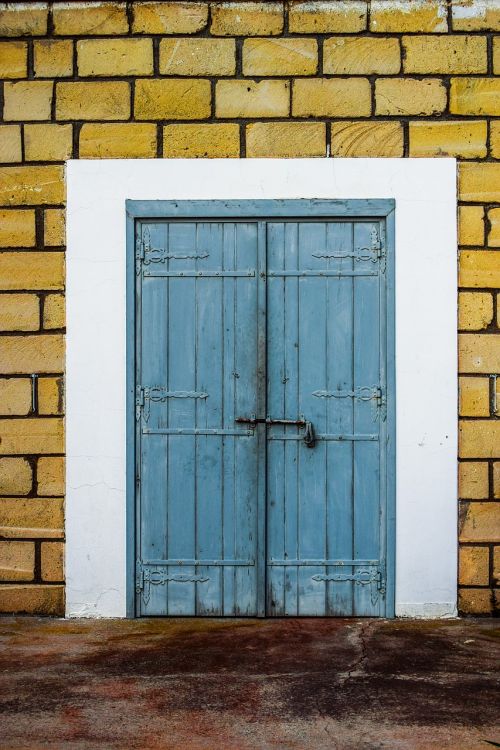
[0,0,499,617]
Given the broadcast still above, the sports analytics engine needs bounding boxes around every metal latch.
[235,416,316,448]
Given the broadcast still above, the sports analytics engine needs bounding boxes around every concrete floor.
[0,617,498,750]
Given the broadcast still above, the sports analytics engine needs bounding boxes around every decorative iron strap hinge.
[135,228,209,275]
[313,386,386,421]
[136,560,210,605]
[136,385,208,421]
[311,567,386,606]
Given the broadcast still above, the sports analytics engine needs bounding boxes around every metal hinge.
[375,223,387,273]
[136,559,210,605]
[377,244,386,273]
[136,385,208,421]
[135,238,145,276]
[376,387,387,422]
[312,567,385,606]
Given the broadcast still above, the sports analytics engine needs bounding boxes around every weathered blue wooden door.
[135,220,265,616]
[131,200,394,618]
[266,220,389,616]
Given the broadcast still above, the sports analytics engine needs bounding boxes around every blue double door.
[134,203,393,617]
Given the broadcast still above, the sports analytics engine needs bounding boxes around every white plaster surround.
[66,158,457,618]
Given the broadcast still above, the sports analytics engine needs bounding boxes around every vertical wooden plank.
[325,222,355,616]
[353,221,381,616]
[234,222,259,614]
[266,222,286,615]
[283,222,301,616]
[222,223,237,614]
[139,222,170,616]
[296,222,328,615]
[194,222,224,614]
[166,222,197,615]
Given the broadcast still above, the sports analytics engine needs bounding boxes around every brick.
[0,42,27,79]
[458,206,484,246]
[79,123,157,158]
[0,458,32,496]
[217,80,289,118]
[450,78,500,116]
[459,334,500,373]
[44,210,65,247]
[459,461,489,499]
[460,501,500,541]
[0,252,64,291]
[163,124,240,158]
[53,1,127,35]
[330,121,403,157]
[0,379,31,417]
[495,37,500,74]
[460,251,500,288]
[0,542,35,582]
[403,35,486,74]
[77,38,153,77]
[459,545,490,585]
[34,40,73,78]
[0,126,22,163]
[459,421,500,459]
[0,210,35,248]
[160,38,235,76]
[452,0,500,31]
[0,497,64,539]
[494,546,500,585]
[0,418,63,455]
[458,588,493,615]
[495,463,500,498]
[56,81,130,121]
[3,81,53,122]
[0,335,64,375]
[458,292,493,331]
[41,542,64,582]
[243,38,317,76]
[135,79,210,120]
[375,78,446,116]
[0,166,64,206]
[459,163,500,202]
[324,37,400,75]
[24,124,73,162]
[459,376,490,417]
[38,377,64,416]
[0,4,48,36]
[37,457,64,496]
[0,584,64,615]
[211,2,283,36]
[409,121,487,159]
[132,2,208,34]
[370,0,447,32]
[492,121,500,158]
[43,294,65,330]
[289,1,367,33]
[246,122,326,158]
[293,78,371,118]
[488,208,500,248]
[0,294,40,332]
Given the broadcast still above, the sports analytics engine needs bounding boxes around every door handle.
[235,416,316,448]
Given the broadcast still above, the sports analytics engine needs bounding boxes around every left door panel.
[136,221,262,616]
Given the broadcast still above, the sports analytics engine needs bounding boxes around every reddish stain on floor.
[0,617,498,749]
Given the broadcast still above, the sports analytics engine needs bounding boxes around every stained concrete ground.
[0,617,499,750]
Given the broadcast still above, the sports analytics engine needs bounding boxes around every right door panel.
[266,220,387,616]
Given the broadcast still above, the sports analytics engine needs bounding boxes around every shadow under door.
[130,199,395,618]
